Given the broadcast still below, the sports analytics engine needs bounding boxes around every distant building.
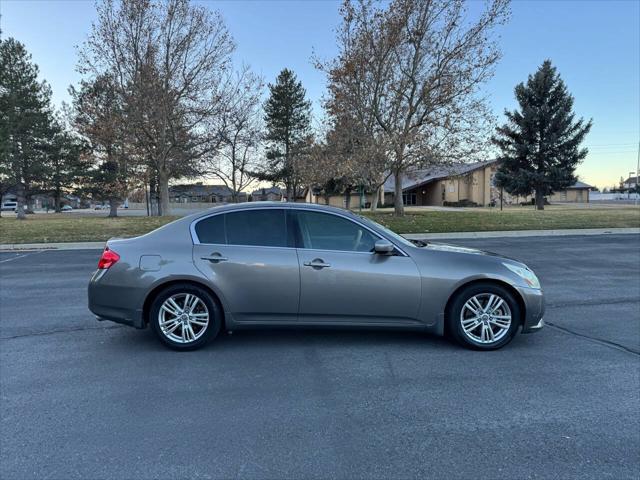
[383,160,499,207]
[622,176,639,190]
[251,187,284,202]
[169,183,247,203]
[1,189,87,210]
[306,160,594,208]
[307,160,501,208]
[546,181,592,203]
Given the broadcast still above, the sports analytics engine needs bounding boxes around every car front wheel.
[149,284,221,350]
[447,283,521,350]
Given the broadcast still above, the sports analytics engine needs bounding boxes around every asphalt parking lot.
[1,234,639,479]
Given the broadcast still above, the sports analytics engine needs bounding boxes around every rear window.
[194,214,225,244]
[225,210,287,247]
[194,209,289,248]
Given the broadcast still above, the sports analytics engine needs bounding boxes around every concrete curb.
[404,227,640,240]
[1,227,638,251]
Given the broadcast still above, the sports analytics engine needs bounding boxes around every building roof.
[252,186,283,196]
[624,176,639,184]
[568,181,593,190]
[169,184,245,197]
[384,160,498,193]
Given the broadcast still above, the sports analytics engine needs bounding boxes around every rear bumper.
[88,270,145,329]
[92,309,145,329]
[517,286,545,334]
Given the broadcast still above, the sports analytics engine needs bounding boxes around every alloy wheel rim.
[158,293,209,344]
[460,293,512,344]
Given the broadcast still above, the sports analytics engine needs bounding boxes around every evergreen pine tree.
[0,37,54,219]
[43,120,85,212]
[493,60,592,210]
[260,69,312,201]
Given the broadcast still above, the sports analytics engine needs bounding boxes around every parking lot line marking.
[0,250,46,264]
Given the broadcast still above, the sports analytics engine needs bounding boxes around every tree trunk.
[344,187,352,210]
[535,189,545,211]
[108,198,119,217]
[158,168,170,216]
[16,184,27,220]
[54,189,62,213]
[285,183,293,203]
[145,180,150,217]
[370,185,382,212]
[149,173,158,216]
[393,171,405,216]
[26,194,35,214]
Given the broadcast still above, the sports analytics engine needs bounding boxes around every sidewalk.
[1,227,638,251]
[404,227,640,241]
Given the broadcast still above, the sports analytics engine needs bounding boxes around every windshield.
[355,214,419,249]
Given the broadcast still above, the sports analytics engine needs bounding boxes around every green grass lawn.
[0,214,180,244]
[361,206,640,234]
[0,206,638,244]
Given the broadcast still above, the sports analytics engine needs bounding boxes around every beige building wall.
[438,165,495,206]
[548,189,589,203]
[321,192,379,209]
[308,163,500,208]
[424,182,444,205]
[461,165,496,206]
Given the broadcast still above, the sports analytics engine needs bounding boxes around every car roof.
[189,201,357,220]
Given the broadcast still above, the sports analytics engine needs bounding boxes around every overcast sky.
[1,0,638,189]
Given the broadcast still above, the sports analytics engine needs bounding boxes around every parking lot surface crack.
[546,298,639,309]
[0,324,125,340]
[545,321,640,356]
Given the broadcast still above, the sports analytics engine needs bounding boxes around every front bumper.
[517,286,545,334]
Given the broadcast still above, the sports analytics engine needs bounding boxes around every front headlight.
[503,263,541,289]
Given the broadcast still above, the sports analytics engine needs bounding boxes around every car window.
[194,214,226,244]
[356,214,415,249]
[296,211,378,252]
[225,209,288,247]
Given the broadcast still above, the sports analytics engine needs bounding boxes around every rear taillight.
[97,247,120,269]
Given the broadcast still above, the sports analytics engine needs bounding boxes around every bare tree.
[69,74,130,217]
[320,0,509,215]
[303,115,388,209]
[202,67,264,202]
[79,0,235,215]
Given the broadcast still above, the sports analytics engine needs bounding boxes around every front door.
[294,210,421,325]
[192,208,300,323]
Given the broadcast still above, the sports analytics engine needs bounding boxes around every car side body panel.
[193,243,300,324]
[296,249,422,325]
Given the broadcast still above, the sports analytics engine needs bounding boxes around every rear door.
[192,208,300,323]
[294,210,421,325]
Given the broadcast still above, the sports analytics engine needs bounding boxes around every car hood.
[420,242,520,263]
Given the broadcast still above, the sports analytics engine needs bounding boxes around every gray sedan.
[88,203,544,350]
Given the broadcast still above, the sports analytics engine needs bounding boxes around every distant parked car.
[89,203,545,351]
[1,201,18,212]
[61,205,73,212]
[94,205,108,210]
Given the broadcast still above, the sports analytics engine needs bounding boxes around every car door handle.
[201,253,228,263]
[304,259,331,269]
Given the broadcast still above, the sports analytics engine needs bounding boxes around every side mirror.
[374,239,394,254]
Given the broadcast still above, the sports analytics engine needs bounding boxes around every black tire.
[447,282,521,350]
[149,283,221,351]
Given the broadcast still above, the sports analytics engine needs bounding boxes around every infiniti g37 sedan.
[88,203,544,350]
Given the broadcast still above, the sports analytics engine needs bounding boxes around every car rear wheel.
[149,284,221,350]
[447,283,521,350]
